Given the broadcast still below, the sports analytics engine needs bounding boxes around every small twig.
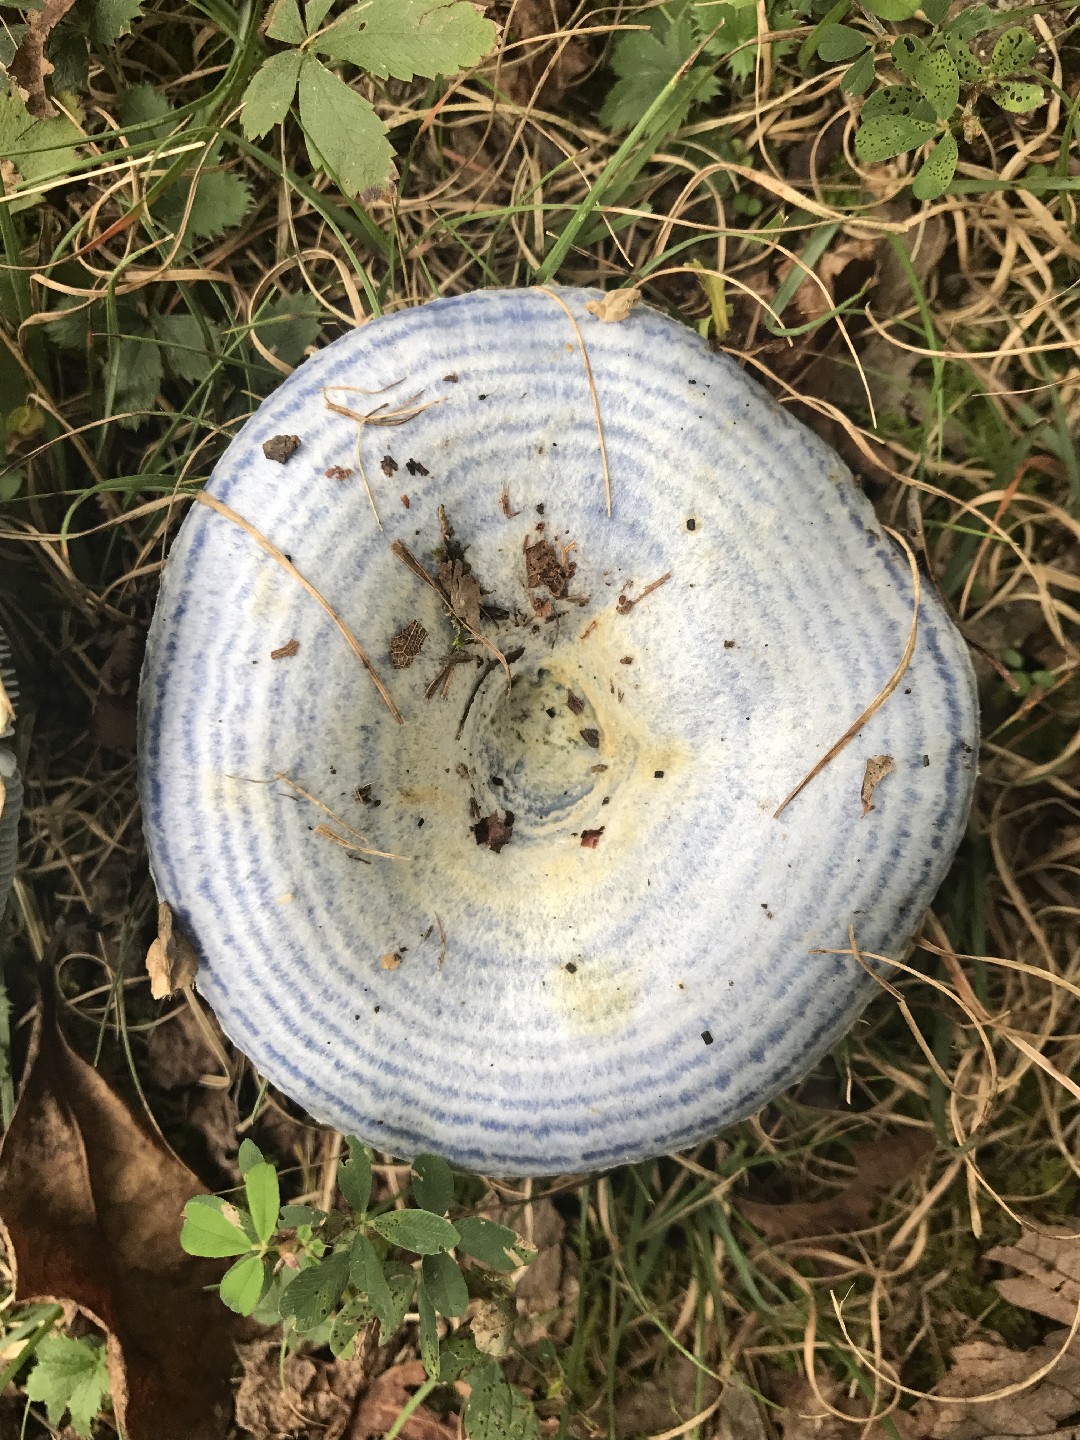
[533,286,612,518]
[773,530,921,819]
[323,386,440,531]
[616,571,673,615]
[435,913,447,971]
[390,539,510,680]
[425,652,472,700]
[196,492,402,723]
[313,823,410,862]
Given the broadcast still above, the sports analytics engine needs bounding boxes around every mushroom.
[138,287,978,1176]
[0,628,21,920]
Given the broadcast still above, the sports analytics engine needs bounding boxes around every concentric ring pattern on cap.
[139,287,978,1176]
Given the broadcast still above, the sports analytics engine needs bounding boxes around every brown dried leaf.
[390,619,428,670]
[473,811,514,854]
[145,902,200,999]
[235,1335,376,1440]
[502,0,590,107]
[861,754,895,816]
[145,1003,228,1091]
[524,537,575,599]
[988,1227,1080,1326]
[9,0,78,115]
[271,638,300,660]
[769,1370,914,1440]
[908,1334,1080,1440]
[777,235,876,327]
[0,990,236,1440]
[349,1361,457,1440]
[585,288,642,324]
[438,560,482,632]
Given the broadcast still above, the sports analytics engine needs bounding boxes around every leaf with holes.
[371,1208,459,1255]
[349,1233,395,1337]
[180,1196,252,1258]
[855,112,938,164]
[945,36,984,82]
[417,1278,440,1379]
[861,85,936,124]
[464,1362,540,1440]
[817,24,866,62]
[297,56,394,197]
[421,1251,469,1318]
[241,51,302,139]
[315,0,497,80]
[991,26,1037,75]
[859,0,920,18]
[912,130,957,200]
[915,47,959,119]
[338,1135,372,1213]
[278,1250,350,1331]
[992,80,1045,113]
[891,34,927,81]
[454,1215,534,1272]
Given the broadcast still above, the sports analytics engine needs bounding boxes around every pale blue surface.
[139,288,978,1174]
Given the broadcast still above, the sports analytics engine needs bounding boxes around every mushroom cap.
[139,287,978,1176]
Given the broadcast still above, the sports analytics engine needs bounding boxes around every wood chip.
[473,811,514,854]
[270,638,299,660]
[860,754,895,816]
[525,536,576,599]
[324,466,353,480]
[262,434,301,464]
[381,454,398,476]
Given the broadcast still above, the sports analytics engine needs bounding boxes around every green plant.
[805,1,1049,199]
[23,1332,111,1438]
[181,1138,540,1439]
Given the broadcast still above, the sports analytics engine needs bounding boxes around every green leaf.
[91,0,143,44]
[914,47,959,119]
[371,1208,460,1256]
[0,93,81,200]
[911,130,958,199]
[245,1161,280,1244]
[118,83,174,140]
[992,80,1045,113]
[297,57,394,198]
[921,0,949,22]
[306,0,336,32]
[237,1139,265,1176]
[383,1260,418,1336]
[463,1362,540,1440]
[250,292,324,368]
[185,169,252,239]
[266,0,305,43]
[349,1234,396,1335]
[840,49,876,96]
[280,1204,326,1227]
[421,1251,469,1318]
[0,468,25,502]
[338,1136,372,1213]
[180,1195,253,1257]
[219,1254,272,1315]
[315,0,497,81]
[944,36,985,82]
[410,1154,454,1216]
[417,1279,440,1379]
[855,111,938,163]
[241,51,302,139]
[25,1335,110,1439]
[453,1216,534,1272]
[990,26,1037,75]
[943,5,996,41]
[110,333,163,429]
[891,34,927,82]
[859,0,919,17]
[861,85,935,123]
[278,1250,351,1331]
[599,12,717,134]
[816,24,866,62]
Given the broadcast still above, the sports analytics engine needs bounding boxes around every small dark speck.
[536,503,545,515]
[580,728,601,749]
[701,1030,714,1045]
[922,754,930,767]
[962,742,973,754]
[904,687,912,695]
[477,393,489,401]
[546,707,557,718]
[724,639,736,649]
[330,766,337,775]
[686,518,697,532]
[565,961,577,974]
[354,1014,360,1021]
[602,796,610,806]
[284,553,293,563]
[443,373,459,382]
[417,818,425,828]
[654,770,665,779]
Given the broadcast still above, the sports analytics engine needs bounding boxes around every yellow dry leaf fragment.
[584,288,641,323]
[380,952,402,971]
[860,754,894,816]
[146,901,200,999]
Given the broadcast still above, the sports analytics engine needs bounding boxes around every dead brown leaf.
[584,288,642,323]
[501,0,590,108]
[473,811,514,854]
[777,235,876,327]
[908,1334,1080,1439]
[8,0,78,115]
[349,1361,457,1440]
[988,1226,1080,1326]
[486,1197,578,1346]
[738,1131,934,1242]
[271,638,300,660]
[145,901,200,999]
[769,1370,914,1440]
[438,560,483,633]
[524,537,575,599]
[145,1002,228,1091]
[235,1335,376,1440]
[615,1355,722,1440]
[861,754,895,816]
[0,987,236,1440]
[390,619,428,670]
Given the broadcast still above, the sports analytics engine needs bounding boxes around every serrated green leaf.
[250,291,324,368]
[915,47,959,119]
[816,24,867,62]
[410,1153,454,1215]
[421,1251,469,1318]
[110,333,163,429]
[237,1138,265,1175]
[118,83,174,140]
[91,0,143,44]
[855,112,938,163]
[891,34,927,82]
[911,130,957,199]
[599,11,717,134]
[186,169,252,239]
[315,0,496,81]
[840,49,876,96]
[278,1250,350,1330]
[297,57,394,198]
[417,1279,440,1379]
[943,5,996,41]
[349,1233,395,1334]
[219,1254,271,1315]
[25,1335,110,1439]
[180,1196,253,1257]
[338,1136,372,1213]
[859,0,919,17]
[453,1215,533,1272]
[245,1161,280,1243]
[0,93,81,203]
[371,1208,459,1255]
[266,0,305,43]
[992,80,1045,113]
[241,51,302,139]
[861,85,935,124]
[944,35,985,82]
[990,26,1037,75]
